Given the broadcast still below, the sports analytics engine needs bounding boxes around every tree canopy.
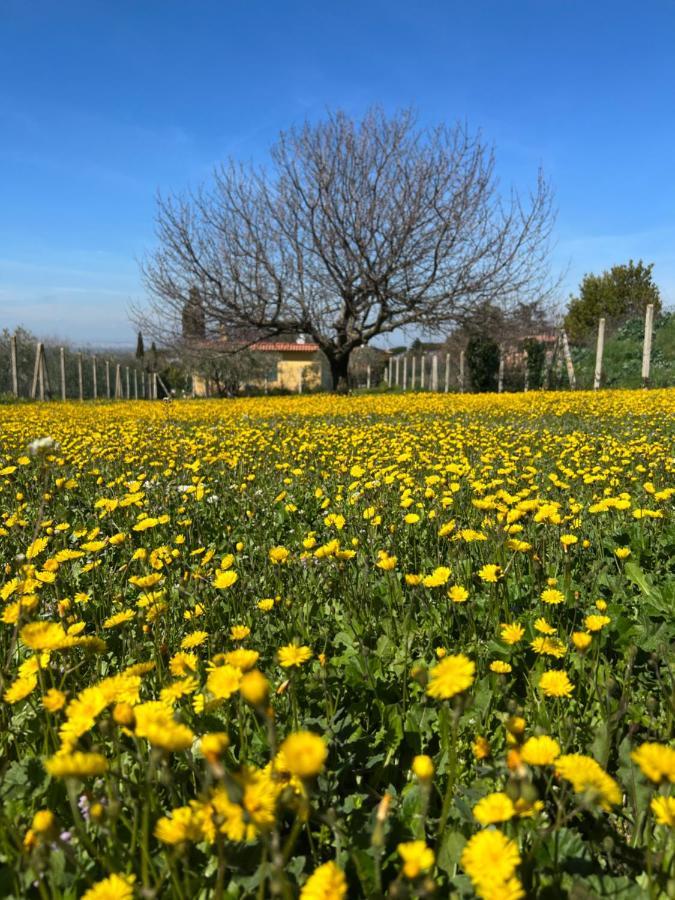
[565,260,661,343]
[140,107,556,390]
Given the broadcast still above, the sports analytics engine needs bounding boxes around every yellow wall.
[192,352,322,396]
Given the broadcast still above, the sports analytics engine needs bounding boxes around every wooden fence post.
[105,361,111,399]
[77,353,83,400]
[59,347,66,400]
[642,303,654,387]
[30,342,42,400]
[420,355,425,390]
[593,318,605,390]
[498,346,504,393]
[431,354,438,391]
[142,370,146,398]
[459,349,465,393]
[153,372,158,399]
[92,356,98,399]
[444,353,450,393]
[134,369,138,399]
[402,355,408,391]
[366,365,371,389]
[395,356,400,387]
[39,346,49,400]
[115,364,122,399]
[411,356,416,390]
[10,335,18,397]
[524,350,529,393]
[561,330,576,390]
[125,366,130,399]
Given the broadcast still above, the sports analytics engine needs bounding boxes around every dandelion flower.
[473,792,516,824]
[426,654,475,700]
[539,670,574,698]
[300,861,347,900]
[278,644,312,668]
[397,841,435,879]
[631,743,675,784]
[521,735,560,766]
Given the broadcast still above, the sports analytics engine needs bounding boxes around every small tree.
[522,338,546,390]
[565,260,661,343]
[139,107,556,392]
[467,334,500,392]
[135,331,145,360]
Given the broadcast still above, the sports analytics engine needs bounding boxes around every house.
[191,337,326,396]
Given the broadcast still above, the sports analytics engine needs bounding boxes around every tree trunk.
[328,353,351,393]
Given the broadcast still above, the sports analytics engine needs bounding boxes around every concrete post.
[431,354,438,391]
[459,349,465,393]
[60,347,66,401]
[593,318,605,390]
[444,353,450,393]
[498,346,504,393]
[92,356,98,399]
[402,355,408,391]
[411,356,416,390]
[9,335,18,397]
[420,355,425,389]
[561,330,576,390]
[642,303,655,386]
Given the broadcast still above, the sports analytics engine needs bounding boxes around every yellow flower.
[584,614,610,632]
[412,755,434,781]
[278,731,327,778]
[631,743,675,784]
[213,569,238,589]
[239,669,270,705]
[448,585,469,603]
[426,654,475,700]
[404,513,420,524]
[651,796,675,827]
[534,618,556,635]
[278,644,312,668]
[490,660,512,674]
[422,566,451,587]
[4,675,38,704]
[615,547,631,559]
[572,632,592,651]
[478,564,501,583]
[45,751,108,778]
[134,701,195,752]
[521,735,560,766]
[42,688,67,712]
[268,546,290,564]
[103,610,135,629]
[375,550,397,571]
[155,805,204,844]
[181,631,208,649]
[530,636,566,658]
[224,649,259,671]
[500,623,525,645]
[206,664,243,700]
[230,625,251,641]
[539,670,574,698]
[461,830,521,894]
[560,534,578,547]
[81,873,135,900]
[300,861,347,900]
[257,598,275,612]
[472,736,491,760]
[26,536,49,560]
[540,588,565,605]
[20,621,67,650]
[473,791,516,824]
[397,840,435,879]
[555,754,621,810]
[31,810,55,834]
[200,732,230,761]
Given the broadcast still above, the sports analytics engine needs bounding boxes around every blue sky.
[1,0,674,346]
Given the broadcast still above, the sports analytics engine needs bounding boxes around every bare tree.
[139,107,556,391]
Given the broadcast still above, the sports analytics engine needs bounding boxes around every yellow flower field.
[0,390,673,898]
